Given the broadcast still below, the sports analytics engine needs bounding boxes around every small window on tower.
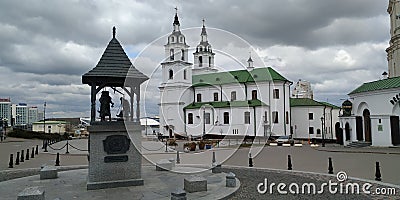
[171,36,174,42]
[252,90,257,100]
[213,92,218,101]
[181,49,185,61]
[197,94,202,102]
[170,49,174,60]
[169,69,173,80]
[231,91,236,101]
[199,56,203,67]
[183,69,187,80]
[209,57,211,67]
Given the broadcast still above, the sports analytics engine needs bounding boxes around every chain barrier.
[68,143,88,151]
[141,144,167,151]
[47,143,67,151]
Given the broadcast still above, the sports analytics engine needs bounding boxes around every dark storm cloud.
[0,0,392,117]
[182,0,388,48]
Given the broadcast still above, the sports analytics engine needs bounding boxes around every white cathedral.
[159,12,291,138]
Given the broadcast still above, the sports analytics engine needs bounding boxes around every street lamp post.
[43,102,46,134]
[202,106,206,140]
[321,116,325,147]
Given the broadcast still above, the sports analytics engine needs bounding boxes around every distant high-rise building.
[28,106,40,124]
[12,103,29,126]
[0,98,11,127]
[292,79,313,99]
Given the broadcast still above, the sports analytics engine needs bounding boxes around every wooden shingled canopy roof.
[82,27,148,87]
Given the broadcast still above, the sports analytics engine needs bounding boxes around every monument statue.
[117,97,131,120]
[99,91,114,121]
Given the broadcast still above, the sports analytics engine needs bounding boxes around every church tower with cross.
[192,19,217,75]
[159,8,193,137]
[387,0,400,77]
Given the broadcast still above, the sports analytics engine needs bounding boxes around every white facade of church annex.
[339,0,400,147]
[159,12,291,138]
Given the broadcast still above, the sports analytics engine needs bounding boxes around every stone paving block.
[168,158,176,168]
[171,188,186,200]
[212,163,221,173]
[40,166,58,180]
[17,186,45,200]
[156,159,172,171]
[184,175,207,193]
[226,172,236,187]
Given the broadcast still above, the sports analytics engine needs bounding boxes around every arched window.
[183,69,187,80]
[224,112,230,124]
[213,92,218,101]
[199,56,203,67]
[244,111,250,124]
[252,90,257,100]
[171,36,174,43]
[169,69,173,80]
[209,57,211,67]
[188,113,193,124]
[170,49,174,60]
[197,94,202,102]
[231,91,236,101]
[181,49,185,61]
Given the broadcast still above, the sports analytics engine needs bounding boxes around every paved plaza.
[1,137,400,199]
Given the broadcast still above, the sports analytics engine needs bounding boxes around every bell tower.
[159,8,193,137]
[387,0,400,77]
[193,19,217,75]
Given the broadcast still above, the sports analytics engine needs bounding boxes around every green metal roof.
[349,76,400,95]
[192,67,288,87]
[184,99,267,110]
[290,98,339,109]
[319,102,340,109]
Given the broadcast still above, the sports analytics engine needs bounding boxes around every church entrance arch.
[345,122,350,141]
[363,109,372,142]
[335,122,343,145]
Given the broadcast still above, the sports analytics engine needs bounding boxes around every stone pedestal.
[40,166,58,180]
[17,187,45,200]
[87,121,144,190]
[184,175,207,193]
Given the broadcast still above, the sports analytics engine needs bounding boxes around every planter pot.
[269,143,278,146]
[198,143,205,150]
[190,143,196,151]
[282,143,291,147]
[294,143,303,147]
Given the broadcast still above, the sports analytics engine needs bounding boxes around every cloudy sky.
[0,0,390,118]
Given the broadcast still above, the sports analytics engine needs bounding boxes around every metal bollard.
[16,152,20,165]
[26,149,30,160]
[35,145,39,155]
[44,141,48,152]
[8,154,13,168]
[176,151,180,164]
[328,157,334,174]
[375,162,382,181]
[288,155,292,170]
[42,139,45,149]
[66,140,69,154]
[20,150,24,162]
[212,151,216,164]
[55,153,60,166]
[31,147,35,158]
[248,153,253,167]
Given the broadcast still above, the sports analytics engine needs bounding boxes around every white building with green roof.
[290,98,340,142]
[159,12,291,138]
[339,1,400,147]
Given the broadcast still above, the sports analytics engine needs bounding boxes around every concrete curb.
[314,147,400,155]
[0,165,88,182]
[221,165,400,189]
